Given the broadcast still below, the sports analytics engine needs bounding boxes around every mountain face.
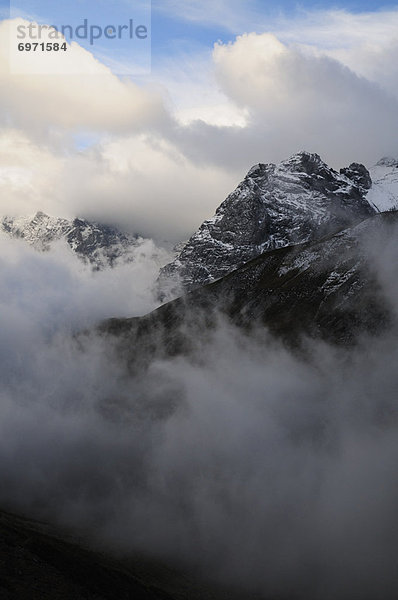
[368,157,398,212]
[159,151,376,293]
[99,211,398,370]
[1,211,142,270]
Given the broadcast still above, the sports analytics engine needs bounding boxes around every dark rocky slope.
[0,510,263,600]
[0,510,171,600]
[100,211,397,367]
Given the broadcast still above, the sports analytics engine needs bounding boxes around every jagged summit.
[2,211,70,250]
[340,163,372,191]
[1,211,143,270]
[247,151,330,179]
[159,151,375,293]
[279,150,324,171]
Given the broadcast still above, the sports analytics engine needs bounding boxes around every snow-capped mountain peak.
[2,211,71,250]
[159,151,376,292]
[1,211,143,270]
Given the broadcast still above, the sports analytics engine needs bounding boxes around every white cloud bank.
[209,32,398,166]
[0,129,235,241]
[0,19,167,135]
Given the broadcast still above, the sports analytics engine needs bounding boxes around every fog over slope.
[1,219,398,599]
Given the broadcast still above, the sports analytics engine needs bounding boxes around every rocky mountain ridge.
[159,151,398,293]
[1,211,143,270]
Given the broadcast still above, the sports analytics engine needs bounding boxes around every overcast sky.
[0,0,398,240]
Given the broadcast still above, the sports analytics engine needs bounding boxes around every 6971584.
[18,42,68,51]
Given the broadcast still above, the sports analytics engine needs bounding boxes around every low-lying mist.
[1,229,398,599]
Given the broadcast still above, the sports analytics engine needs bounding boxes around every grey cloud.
[170,34,398,170]
[1,223,398,598]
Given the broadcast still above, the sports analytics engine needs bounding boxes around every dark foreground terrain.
[0,510,266,600]
[0,509,171,600]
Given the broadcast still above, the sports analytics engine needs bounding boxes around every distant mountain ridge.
[159,151,398,293]
[1,211,143,270]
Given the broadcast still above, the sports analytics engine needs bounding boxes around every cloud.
[2,221,398,597]
[62,135,236,240]
[153,3,398,103]
[0,230,169,325]
[272,9,398,99]
[151,49,249,128]
[0,129,64,217]
[0,18,237,240]
[155,8,398,168]
[190,32,398,168]
[0,128,235,241]
[0,19,168,135]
